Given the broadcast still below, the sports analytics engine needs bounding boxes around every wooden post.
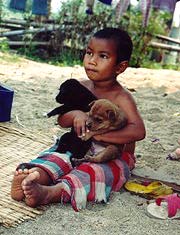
[149,41,180,52]
[163,26,180,66]
[0,26,60,37]
[7,41,50,46]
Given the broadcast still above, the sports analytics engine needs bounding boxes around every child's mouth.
[86,68,98,74]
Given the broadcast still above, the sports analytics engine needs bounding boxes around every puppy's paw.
[80,155,103,163]
[71,157,87,166]
[43,112,49,118]
[81,135,89,141]
[81,132,93,141]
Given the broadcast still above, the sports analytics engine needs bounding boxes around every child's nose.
[89,55,97,65]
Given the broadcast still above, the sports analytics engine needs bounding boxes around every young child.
[11,28,146,211]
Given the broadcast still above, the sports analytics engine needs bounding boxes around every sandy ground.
[0,53,180,234]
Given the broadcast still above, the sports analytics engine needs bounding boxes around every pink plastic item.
[156,193,180,218]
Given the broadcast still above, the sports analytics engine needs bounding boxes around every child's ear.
[116,61,128,75]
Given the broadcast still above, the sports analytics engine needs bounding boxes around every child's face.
[83,37,120,82]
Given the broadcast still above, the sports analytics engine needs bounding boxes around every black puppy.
[47,79,97,166]
[55,130,92,166]
[47,79,97,117]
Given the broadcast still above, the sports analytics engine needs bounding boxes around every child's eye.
[100,54,108,59]
[86,50,93,56]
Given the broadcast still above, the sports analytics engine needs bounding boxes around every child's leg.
[18,152,135,210]
[11,166,52,201]
[11,151,73,202]
[21,155,132,211]
[21,170,70,208]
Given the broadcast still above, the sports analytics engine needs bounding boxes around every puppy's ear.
[89,100,95,108]
[106,110,116,122]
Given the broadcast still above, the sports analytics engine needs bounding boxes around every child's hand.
[73,111,88,137]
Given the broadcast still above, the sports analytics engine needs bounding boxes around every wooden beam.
[0,23,24,30]
[0,26,60,37]
[7,41,50,46]
[155,34,180,45]
[1,19,37,26]
[1,19,59,28]
[149,41,180,52]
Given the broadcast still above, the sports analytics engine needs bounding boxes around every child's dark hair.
[93,28,133,63]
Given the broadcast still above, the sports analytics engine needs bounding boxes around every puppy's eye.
[94,117,103,123]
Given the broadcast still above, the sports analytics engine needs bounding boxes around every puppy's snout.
[55,94,60,103]
[55,90,61,103]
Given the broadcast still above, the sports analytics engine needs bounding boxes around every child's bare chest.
[81,80,122,104]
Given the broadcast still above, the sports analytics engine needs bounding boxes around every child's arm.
[93,92,146,144]
[58,110,88,137]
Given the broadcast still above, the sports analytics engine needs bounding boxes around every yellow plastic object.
[124,180,173,198]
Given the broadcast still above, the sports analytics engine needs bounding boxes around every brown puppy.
[74,99,127,163]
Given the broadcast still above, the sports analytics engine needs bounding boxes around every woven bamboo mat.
[0,124,53,227]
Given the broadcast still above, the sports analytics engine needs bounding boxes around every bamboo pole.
[7,41,50,46]
[155,34,180,45]
[149,41,180,52]
[0,26,60,37]
[1,19,59,28]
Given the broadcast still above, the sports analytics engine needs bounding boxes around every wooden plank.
[1,19,59,28]
[149,41,180,52]
[0,23,24,30]
[7,41,50,46]
[0,26,60,37]
[155,34,180,45]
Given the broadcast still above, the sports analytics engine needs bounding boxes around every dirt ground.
[0,53,180,234]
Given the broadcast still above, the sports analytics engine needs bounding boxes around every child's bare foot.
[167,148,180,161]
[11,168,37,201]
[22,171,64,208]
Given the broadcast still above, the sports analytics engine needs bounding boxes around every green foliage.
[52,46,83,66]
[49,48,83,66]
[127,8,171,67]
[55,0,172,67]
[0,0,4,20]
[57,0,126,50]
[0,49,20,63]
[0,0,176,69]
[0,38,9,52]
